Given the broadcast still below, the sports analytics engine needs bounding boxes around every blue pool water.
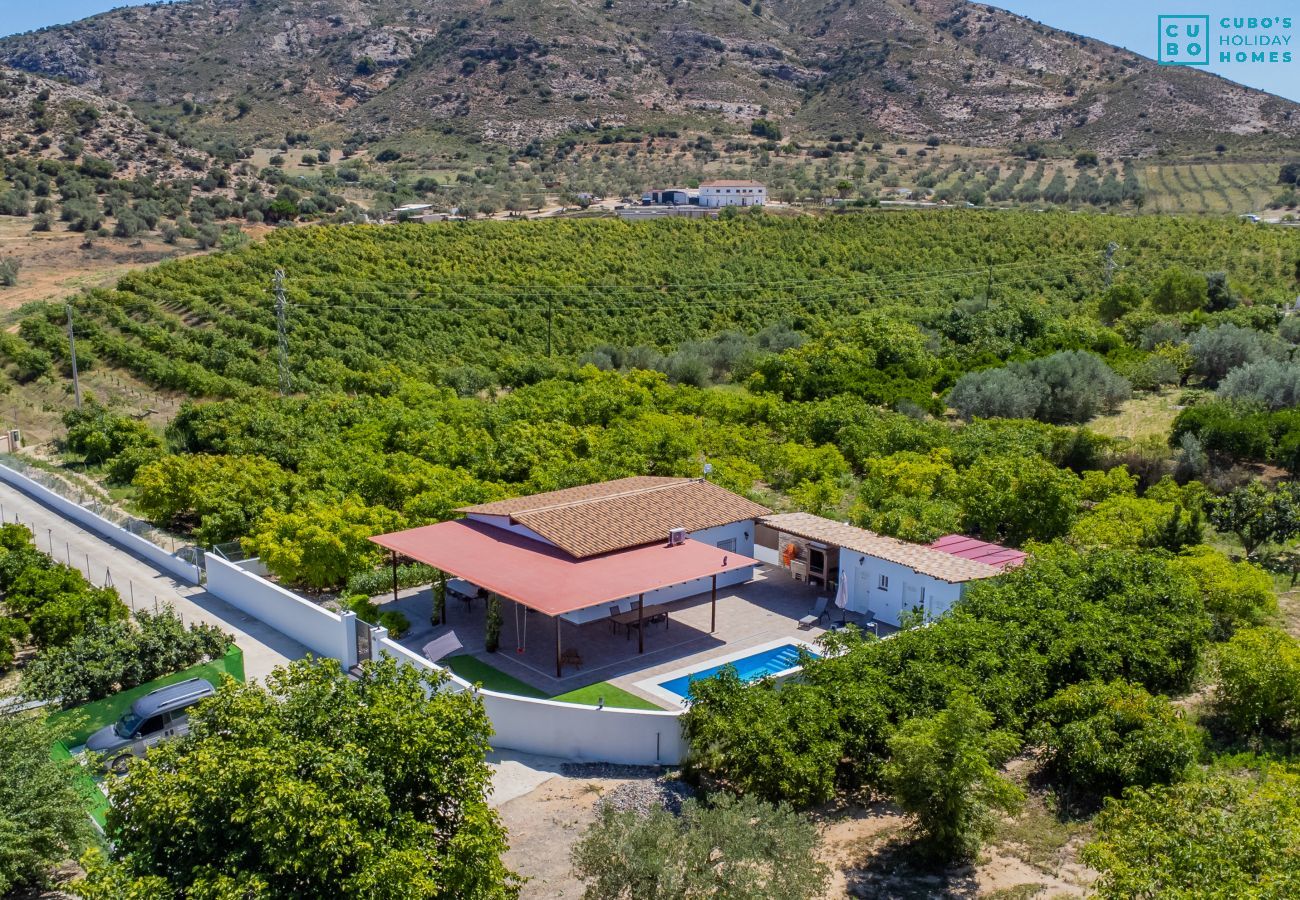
[658,643,818,701]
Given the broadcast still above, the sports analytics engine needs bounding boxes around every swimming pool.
[657,642,818,701]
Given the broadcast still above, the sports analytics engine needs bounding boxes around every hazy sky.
[1,0,1297,101]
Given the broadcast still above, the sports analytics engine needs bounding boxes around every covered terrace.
[370,518,758,678]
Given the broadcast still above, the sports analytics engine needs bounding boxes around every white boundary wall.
[197,557,695,765]
[206,556,355,663]
[374,635,690,765]
[0,463,201,584]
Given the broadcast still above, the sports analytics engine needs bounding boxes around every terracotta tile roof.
[759,512,1003,584]
[459,477,772,558]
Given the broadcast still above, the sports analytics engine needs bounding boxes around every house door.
[903,582,923,623]
[855,566,902,625]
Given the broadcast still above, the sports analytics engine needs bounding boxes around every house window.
[878,574,889,591]
[717,538,737,553]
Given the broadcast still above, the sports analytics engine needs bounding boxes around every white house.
[698,180,767,208]
[756,512,1005,627]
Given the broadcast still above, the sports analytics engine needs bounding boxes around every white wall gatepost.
[339,610,359,670]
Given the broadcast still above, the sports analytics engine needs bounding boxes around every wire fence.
[0,453,203,569]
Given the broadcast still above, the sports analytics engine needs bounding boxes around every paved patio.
[378,565,889,709]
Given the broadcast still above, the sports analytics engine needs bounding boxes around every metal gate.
[354,618,372,664]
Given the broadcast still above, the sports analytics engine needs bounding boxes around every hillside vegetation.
[5,209,1300,895]
[1,0,1295,158]
[5,210,1295,398]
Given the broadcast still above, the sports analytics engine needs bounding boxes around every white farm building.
[698,180,766,207]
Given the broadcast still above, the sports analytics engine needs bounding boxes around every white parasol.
[833,575,849,623]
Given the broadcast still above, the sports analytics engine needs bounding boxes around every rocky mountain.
[0,66,252,189]
[1,0,1296,156]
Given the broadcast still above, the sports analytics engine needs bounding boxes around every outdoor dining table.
[612,603,672,639]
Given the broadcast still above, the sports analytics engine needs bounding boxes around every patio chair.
[559,648,583,670]
[798,596,830,629]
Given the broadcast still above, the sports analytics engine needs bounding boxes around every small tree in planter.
[432,570,447,627]
[485,594,502,653]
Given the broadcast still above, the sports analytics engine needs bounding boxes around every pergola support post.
[555,616,562,678]
[710,574,717,634]
[637,593,644,654]
[391,551,399,604]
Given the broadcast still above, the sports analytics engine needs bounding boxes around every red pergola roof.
[370,519,758,617]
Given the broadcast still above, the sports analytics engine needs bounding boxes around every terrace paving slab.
[381,566,885,708]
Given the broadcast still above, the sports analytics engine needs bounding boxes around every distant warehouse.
[698,180,767,208]
[641,187,695,206]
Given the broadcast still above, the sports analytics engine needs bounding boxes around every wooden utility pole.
[65,305,82,409]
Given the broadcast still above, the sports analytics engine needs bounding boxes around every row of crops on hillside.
[2,211,1297,398]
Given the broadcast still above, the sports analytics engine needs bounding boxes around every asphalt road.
[0,483,307,680]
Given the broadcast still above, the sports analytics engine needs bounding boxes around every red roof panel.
[928,534,1027,570]
[370,519,758,616]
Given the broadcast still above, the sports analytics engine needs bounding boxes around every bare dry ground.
[0,219,277,314]
[498,760,1096,899]
[0,218,198,311]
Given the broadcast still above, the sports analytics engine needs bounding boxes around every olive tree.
[571,793,828,900]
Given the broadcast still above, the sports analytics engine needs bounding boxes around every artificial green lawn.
[50,646,246,746]
[442,655,663,710]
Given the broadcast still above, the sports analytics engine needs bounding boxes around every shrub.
[21,607,231,708]
[571,793,829,900]
[0,704,93,895]
[1033,680,1198,800]
[1187,323,1279,385]
[1213,626,1300,739]
[1084,769,1300,899]
[345,562,438,597]
[341,592,413,637]
[1217,359,1300,410]
[948,351,1128,424]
